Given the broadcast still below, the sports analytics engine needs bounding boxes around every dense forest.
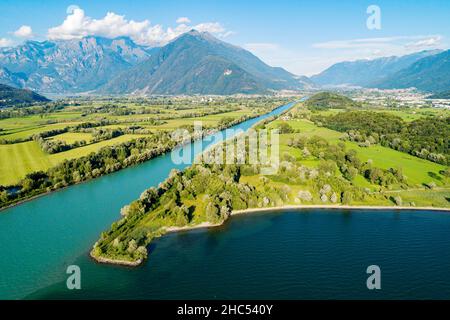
[305,92,361,111]
[0,84,50,107]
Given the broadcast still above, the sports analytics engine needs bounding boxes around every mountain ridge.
[0,31,311,95]
[0,36,153,94]
[310,50,441,87]
[98,30,312,95]
[0,83,49,107]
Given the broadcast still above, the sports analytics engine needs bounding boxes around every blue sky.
[1,0,449,75]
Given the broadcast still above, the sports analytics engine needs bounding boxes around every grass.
[378,108,450,122]
[270,119,447,188]
[0,134,150,185]
[0,122,83,141]
[145,110,251,130]
[0,102,257,185]
[344,141,447,187]
[261,117,450,207]
[0,141,52,185]
[49,132,93,144]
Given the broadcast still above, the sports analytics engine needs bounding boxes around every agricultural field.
[0,96,288,186]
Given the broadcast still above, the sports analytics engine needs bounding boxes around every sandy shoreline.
[164,221,224,233]
[92,204,450,266]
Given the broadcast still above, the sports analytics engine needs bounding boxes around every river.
[0,100,297,299]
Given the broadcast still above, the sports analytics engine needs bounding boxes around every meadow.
[0,97,287,185]
[268,118,447,187]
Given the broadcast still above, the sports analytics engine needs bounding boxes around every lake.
[27,209,450,300]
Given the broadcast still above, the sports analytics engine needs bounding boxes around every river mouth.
[25,209,450,300]
[0,101,297,300]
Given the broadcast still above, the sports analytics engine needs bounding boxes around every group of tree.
[287,135,407,188]
[0,132,177,208]
[305,92,361,111]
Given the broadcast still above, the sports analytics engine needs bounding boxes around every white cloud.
[176,17,191,24]
[66,4,80,14]
[306,35,447,74]
[243,35,448,76]
[47,6,231,46]
[405,35,442,50]
[313,35,442,49]
[0,38,13,47]
[13,25,33,38]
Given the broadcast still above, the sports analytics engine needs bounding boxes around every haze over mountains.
[311,49,450,92]
[0,29,449,95]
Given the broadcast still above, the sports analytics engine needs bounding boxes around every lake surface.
[27,209,450,300]
[0,101,296,299]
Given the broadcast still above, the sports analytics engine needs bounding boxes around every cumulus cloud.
[13,25,33,38]
[47,6,231,46]
[0,38,13,47]
[176,17,191,24]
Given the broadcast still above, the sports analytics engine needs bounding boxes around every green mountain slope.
[375,50,450,92]
[0,83,49,107]
[310,51,439,87]
[100,30,311,95]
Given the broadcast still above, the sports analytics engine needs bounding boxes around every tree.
[127,239,138,253]
[342,191,353,204]
[330,193,338,203]
[277,122,295,134]
[205,202,220,223]
[392,196,402,206]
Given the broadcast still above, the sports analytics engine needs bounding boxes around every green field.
[0,141,52,185]
[49,132,94,144]
[0,97,284,185]
[270,119,447,187]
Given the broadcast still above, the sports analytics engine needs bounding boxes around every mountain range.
[100,30,312,95]
[0,31,311,95]
[1,29,449,95]
[0,36,154,94]
[311,49,450,92]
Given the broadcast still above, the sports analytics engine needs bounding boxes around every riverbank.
[91,204,450,267]
[1,104,288,213]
